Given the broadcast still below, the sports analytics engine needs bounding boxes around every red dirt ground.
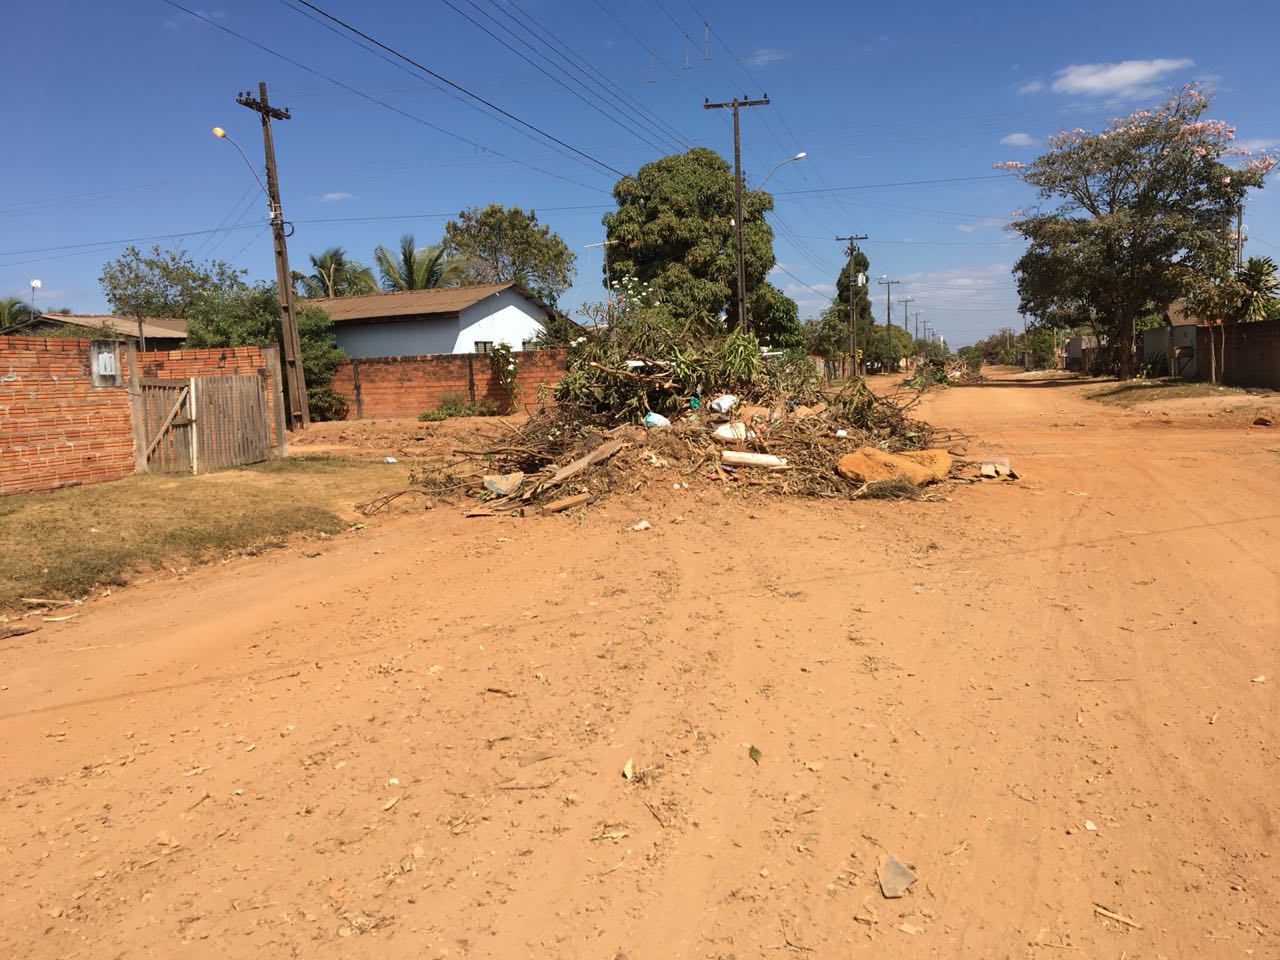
[2,372,1277,958]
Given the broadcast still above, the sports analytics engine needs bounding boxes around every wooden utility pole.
[704,95,769,333]
[836,235,868,376]
[877,277,899,371]
[237,81,309,428]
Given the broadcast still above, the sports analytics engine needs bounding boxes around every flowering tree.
[996,85,1271,378]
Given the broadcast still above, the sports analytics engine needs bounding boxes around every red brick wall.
[331,349,569,420]
[1196,319,1280,390]
[138,345,283,447]
[1,339,284,497]
[0,337,135,496]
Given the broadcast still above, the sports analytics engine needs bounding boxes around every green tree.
[184,285,349,420]
[998,85,1266,378]
[99,245,245,319]
[602,148,775,329]
[0,296,36,330]
[443,205,575,305]
[295,246,377,299]
[750,282,804,350]
[373,234,465,292]
[1236,255,1279,322]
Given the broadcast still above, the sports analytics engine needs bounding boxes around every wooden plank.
[143,385,189,462]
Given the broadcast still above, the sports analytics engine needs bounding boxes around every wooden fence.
[134,373,273,474]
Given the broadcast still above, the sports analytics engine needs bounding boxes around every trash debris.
[708,394,738,414]
[721,450,788,469]
[483,472,524,497]
[835,429,848,438]
[747,745,762,765]
[712,422,749,443]
[1252,675,1266,683]
[622,758,634,780]
[383,456,398,463]
[978,458,1019,480]
[642,411,671,429]
[543,493,591,514]
[897,922,923,936]
[878,853,917,898]
[1083,819,1098,831]
[630,520,652,531]
[1093,903,1141,929]
[836,447,952,485]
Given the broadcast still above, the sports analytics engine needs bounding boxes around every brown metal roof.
[300,283,549,325]
[33,313,188,340]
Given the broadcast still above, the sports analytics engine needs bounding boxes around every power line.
[161,1,608,193]
[290,0,626,177]
[487,0,692,151]
[442,0,686,154]
[775,174,1007,196]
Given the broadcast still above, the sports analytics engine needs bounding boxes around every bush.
[308,385,349,421]
[417,394,501,421]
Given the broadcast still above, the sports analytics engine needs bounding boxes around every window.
[474,341,493,355]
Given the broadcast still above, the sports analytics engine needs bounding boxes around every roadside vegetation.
[0,456,397,609]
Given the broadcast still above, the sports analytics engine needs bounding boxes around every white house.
[303,283,551,358]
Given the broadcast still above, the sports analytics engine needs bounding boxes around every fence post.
[351,359,364,420]
[261,344,289,456]
[189,377,199,474]
[467,355,477,405]
[125,343,148,474]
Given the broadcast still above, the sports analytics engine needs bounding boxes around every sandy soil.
[3,373,1278,959]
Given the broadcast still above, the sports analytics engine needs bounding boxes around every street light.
[584,239,619,329]
[212,126,270,207]
[758,151,807,189]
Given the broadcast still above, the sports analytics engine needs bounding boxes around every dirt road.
[3,374,1277,958]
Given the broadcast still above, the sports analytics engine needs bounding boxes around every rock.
[1254,416,1273,427]
[630,520,652,531]
[878,853,917,898]
[837,446,952,485]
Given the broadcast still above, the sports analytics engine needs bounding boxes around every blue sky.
[2,0,1277,346]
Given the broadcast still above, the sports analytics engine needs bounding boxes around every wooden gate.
[137,374,272,474]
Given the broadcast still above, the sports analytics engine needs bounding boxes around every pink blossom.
[1221,176,1232,184]
[992,161,1026,170]
[1246,155,1277,175]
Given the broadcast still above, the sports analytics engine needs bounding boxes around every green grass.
[1085,378,1271,406]
[0,456,398,609]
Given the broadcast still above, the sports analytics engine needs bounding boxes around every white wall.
[332,289,547,358]
[333,319,458,358]
[457,289,546,352]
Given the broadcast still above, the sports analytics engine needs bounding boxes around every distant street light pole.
[704,94,770,332]
[836,235,868,376]
[29,278,40,321]
[585,239,619,329]
[877,276,900,371]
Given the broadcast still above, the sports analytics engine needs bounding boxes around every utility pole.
[836,234,868,377]
[912,311,922,341]
[877,277,899,371]
[237,81,308,428]
[704,95,769,333]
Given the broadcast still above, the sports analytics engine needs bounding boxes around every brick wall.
[1195,319,1280,390]
[138,344,284,448]
[332,349,569,420]
[1,338,284,497]
[0,337,135,495]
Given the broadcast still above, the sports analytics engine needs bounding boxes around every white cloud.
[1000,132,1040,148]
[860,35,893,55]
[785,282,834,296]
[894,264,1015,302]
[1016,79,1045,95]
[320,191,353,202]
[164,8,225,29]
[1050,58,1193,99]
[956,216,1009,234]
[745,48,789,67]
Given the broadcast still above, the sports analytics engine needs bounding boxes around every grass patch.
[0,456,397,609]
[1086,379,1271,406]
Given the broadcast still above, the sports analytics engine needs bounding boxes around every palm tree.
[0,296,36,331]
[1237,256,1280,323]
[373,234,465,291]
[295,247,377,299]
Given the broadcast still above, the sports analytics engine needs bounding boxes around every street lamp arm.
[212,127,270,206]
[758,151,807,190]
